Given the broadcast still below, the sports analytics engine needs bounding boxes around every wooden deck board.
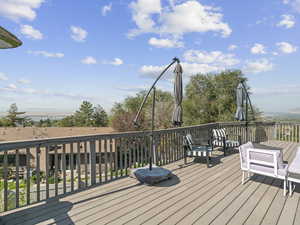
[228,142,295,225]
[75,152,236,225]
[1,141,300,225]
[122,158,240,225]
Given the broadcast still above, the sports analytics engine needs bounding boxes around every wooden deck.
[1,141,300,225]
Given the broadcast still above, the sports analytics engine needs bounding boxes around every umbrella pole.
[133,58,179,126]
[150,87,156,171]
[246,94,248,142]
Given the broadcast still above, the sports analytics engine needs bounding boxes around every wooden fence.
[0,121,276,212]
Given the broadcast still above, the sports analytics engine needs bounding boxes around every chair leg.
[289,181,292,197]
[206,152,209,168]
[242,171,245,185]
[284,179,287,196]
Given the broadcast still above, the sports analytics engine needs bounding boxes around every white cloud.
[18,79,31,84]
[129,0,162,37]
[160,1,232,37]
[116,85,148,93]
[20,25,43,40]
[181,62,220,76]
[70,26,87,42]
[0,73,8,81]
[128,0,232,38]
[183,50,239,66]
[0,0,44,21]
[140,62,221,79]
[277,15,295,28]
[22,87,37,94]
[102,58,123,66]
[81,56,97,64]
[276,42,297,54]
[244,58,274,74]
[0,86,93,100]
[228,45,237,51]
[253,84,300,96]
[282,0,300,13]
[111,58,123,66]
[27,50,64,58]
[250,43,266,54]
[102,3,112,16]
[140,65,167,78]
[148,37,184,48]
[140,49,239,79]
[6,83,17,90]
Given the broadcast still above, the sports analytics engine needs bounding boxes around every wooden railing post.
[90,140,96,185]
[274,123,277,141]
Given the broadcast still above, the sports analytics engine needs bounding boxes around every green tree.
[183,70,256,125]
[38,118,53,127]
[23,117,34,127]
[58,115,75,127]
[92,105,108,127]
[0,117,12,127]
[74,101,94,126]
[57,101,108,127]
[110,90,173,131]
[6,103,25,127]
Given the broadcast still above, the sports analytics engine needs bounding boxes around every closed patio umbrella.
[172,62,183,126]
[235,83,245,121]
[0,26,22,49]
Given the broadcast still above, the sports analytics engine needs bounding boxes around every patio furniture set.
[184,128,300,196]
[239,141,300,196]
[183,128,240,167]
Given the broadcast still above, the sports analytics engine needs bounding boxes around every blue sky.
[0,0,300,114]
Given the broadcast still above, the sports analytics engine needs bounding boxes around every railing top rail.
[0,123,219,151]
[218,121,276,126]
[0,121,277,152]
[274,121,300,125]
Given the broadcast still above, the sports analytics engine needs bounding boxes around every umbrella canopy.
[0,26,22,49]
[172,62,183,126]
[235,82,245,121]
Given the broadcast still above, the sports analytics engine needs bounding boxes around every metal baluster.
[62,144,66,194]
[36,146,40,202]
[77,142,81,189]
[84,141,88,187]
[3,150,8,211]
[26,148,30,205]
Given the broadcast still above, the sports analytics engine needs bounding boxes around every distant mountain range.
[0,110,73,121]
[264,110,300,121]
[288,108,300,114]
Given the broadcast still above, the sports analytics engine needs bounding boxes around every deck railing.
[274,122,300,143]
[0,121,276,212]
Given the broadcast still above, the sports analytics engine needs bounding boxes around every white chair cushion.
[288,147,300,175]
[250,163,288,177]
[249,148,284,169]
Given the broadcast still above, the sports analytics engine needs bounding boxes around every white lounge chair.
[288,147,300,196]
[238,142,288,196]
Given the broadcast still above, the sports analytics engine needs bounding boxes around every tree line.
[0,70,261,130]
